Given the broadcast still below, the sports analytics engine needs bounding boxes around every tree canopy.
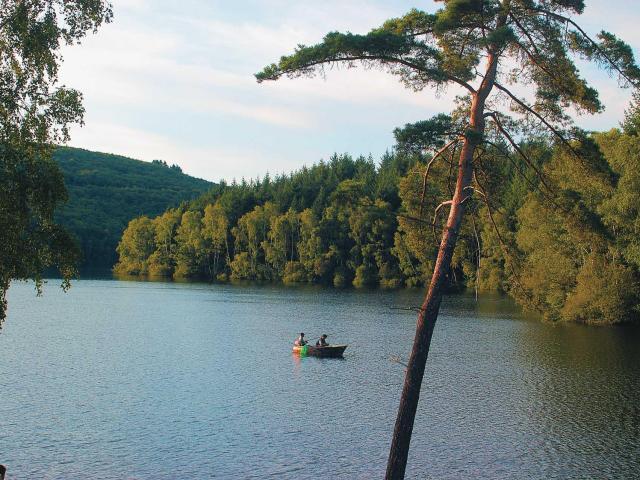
[116,124,640,327]
[0,1,112,323]
[53,147,212,270]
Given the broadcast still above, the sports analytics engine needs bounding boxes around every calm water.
[1,280,639,479]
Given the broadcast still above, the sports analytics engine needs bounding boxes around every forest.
[114,101,640,325]
[53,147,212,268]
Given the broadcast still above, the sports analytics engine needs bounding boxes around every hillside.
[53,147,213,269]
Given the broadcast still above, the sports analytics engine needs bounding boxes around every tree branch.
[509,14,578,98]
[473,170,526,292]
[432,200,453,239]
[389,354,409,369]
[493,82,580,157]
[481,139,540,192]
[484,115,573,215]
[527,7,638,87]
[447,145,457,197]
[262,54,477,93]
[432,200,453,223]
[470,212,481,302]
[419,139,459,217]
[485,112,555,195]
[431,196,472,239]
[463,185,486,199]
[509,13,542,57]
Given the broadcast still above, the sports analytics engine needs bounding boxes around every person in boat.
[294,332,307,346]
[316,334,329,347]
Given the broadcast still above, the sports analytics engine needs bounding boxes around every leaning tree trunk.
[385,50,501,478]
[384,128,476,480]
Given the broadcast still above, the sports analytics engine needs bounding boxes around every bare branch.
[431,195,472,239]
[470,213,481,302]
[509,14,578,98]
[486,111,555,195]
[480,124,570,215]
[447,145,457,197]
[432,200,453,240]
[509,13,542,57]
[419,139,459,216]
[390,355,409,369]
[473,171,527,292]
[464,185,486,199]
[493,82,580,158]
[481,139,540,192]
[390,306,422,312]
[432,200,453,222]
[406,30,435,38]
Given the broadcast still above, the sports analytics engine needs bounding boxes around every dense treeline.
[116,122,640,325]
[53,147,212,268]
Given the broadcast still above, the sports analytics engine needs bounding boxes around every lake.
[1,279,639,479]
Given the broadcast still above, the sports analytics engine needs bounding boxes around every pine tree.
[256,1,640,477]
[622,89,640,135]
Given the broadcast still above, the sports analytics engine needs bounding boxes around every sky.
[59,0,640,182]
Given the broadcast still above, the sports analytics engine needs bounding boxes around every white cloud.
[56,0,640,182]
[66,120,288,182]
[60,14,311,128]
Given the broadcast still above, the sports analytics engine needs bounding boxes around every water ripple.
[1,281,639,479]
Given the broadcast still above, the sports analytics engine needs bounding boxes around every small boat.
[292,344,348,358]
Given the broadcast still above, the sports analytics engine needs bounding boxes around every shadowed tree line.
[53,147,212,269]
[116,115,640,326]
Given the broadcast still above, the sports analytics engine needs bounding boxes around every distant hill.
[53,147,213,269]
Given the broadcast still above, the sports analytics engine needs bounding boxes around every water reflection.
[2,281,639,479]
[516,322,640,477]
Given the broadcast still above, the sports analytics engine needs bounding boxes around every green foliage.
[393,114,453,154]
[283,261,307,284]
[253,4,640,472]
[569,30,640,86]
[202,203,230,278]
[230,202,278,281]
[0,1,112,322]
[264,209,300,278]
[621,90,640,136]
[511,133,640,324]
[596,130,640,269]
[115,127,640,324]
[54,147,212,269]
[515,196,581,320]
[149,208,182,277]
[114,217,155,275]
[117,154,410,289]
[255,1,640,114]
[174,211,207,278]
[297,209,323,281]
[562,254,638,325]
